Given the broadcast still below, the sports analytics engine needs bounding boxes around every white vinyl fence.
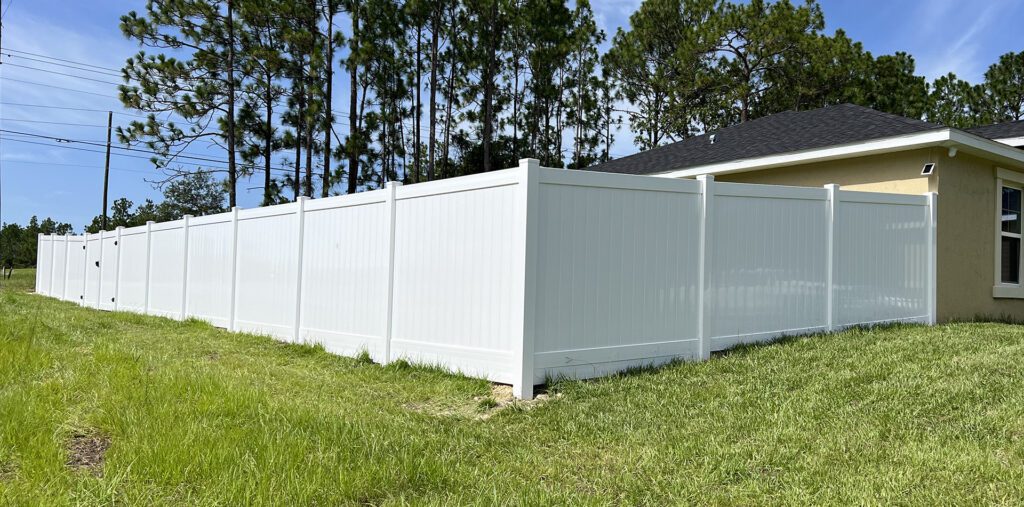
[36,160,937,398]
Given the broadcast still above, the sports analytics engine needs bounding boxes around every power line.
[0,117,108,127]
[1,52,123,77]
[0,77,116,98]
[0,101,147,117]
[1,62,123,86]
[0,134,310,177]
[1,158,165,175]
[2,48,121,73]
[1,0,14,20]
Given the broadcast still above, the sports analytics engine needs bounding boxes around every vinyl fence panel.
[98,232,119,311]
[390,171,523,384]
[83,233,102,308]
[707,183,830,350]
[147,221,187,319]
[185,214,234,328]
[35,161,937,400]
[833,190,930,326]
[50,236,67,299]
[299,191,391,361]
[233,204,300,340]
[36,235,52,295]
[116,226,150,313]
[531,170,704,384]
[65,236,86,303]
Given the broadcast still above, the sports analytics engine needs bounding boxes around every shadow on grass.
[543,321,932,394]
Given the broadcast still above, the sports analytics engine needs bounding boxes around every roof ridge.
[839,102,940,128]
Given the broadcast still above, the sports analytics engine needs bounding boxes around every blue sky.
[1,0,1022,230]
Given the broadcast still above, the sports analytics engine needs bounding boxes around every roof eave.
[651,128,1024,179]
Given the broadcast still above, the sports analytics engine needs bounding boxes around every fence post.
[35,234,43,293]
[62,234,71,300]
[113,226,123,310]
[513,158,540,400]
[383,181,403,364]
[926,192,938,325]
[697,175,714,361]
[144,221,154,314]
[96,230,105,307]
[824,184,839,331]
[292,198,308,343]
[48,234,58,296]
[228,207,240,332]
[180,215,192,320]
[81,233,90,305]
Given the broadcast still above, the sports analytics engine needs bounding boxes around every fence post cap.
[385,180,403,188]
[146,221,155,225]
[824,183,840,190]
[518,158,540,171]
[696,174,714,182]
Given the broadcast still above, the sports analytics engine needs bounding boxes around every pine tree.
[118,0,246,206]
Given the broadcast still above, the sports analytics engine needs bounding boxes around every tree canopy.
[101,0,1024,214]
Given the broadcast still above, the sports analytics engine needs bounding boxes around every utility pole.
[102,110,112,230]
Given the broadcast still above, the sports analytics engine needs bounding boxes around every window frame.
[994,167,1024,298]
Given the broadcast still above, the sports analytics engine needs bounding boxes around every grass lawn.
[3,269,1024,504]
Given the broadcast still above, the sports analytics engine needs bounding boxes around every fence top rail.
[119,225,149,237]
[837,189,929,206]
[304,188,388,212]
[238,201,300,221]
[189,212,233,227]
[715,181,828,201]
[150,219,185,233]
[396,168,520,200]
[538,167,702,194]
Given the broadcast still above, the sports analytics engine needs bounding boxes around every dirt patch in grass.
[0,460,16,482]
[407,384,562,420]
[66,432,110,476]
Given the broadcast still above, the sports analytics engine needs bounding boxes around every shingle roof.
[588,103,944,175]
[966,120,1024,141]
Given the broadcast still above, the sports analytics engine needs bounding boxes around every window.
[995,168,1024,298]
[922,163,935,175]
[1002,185,1021,284]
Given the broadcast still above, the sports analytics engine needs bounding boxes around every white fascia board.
[948,130,1024,168]
[993,136,1024,147]
[652,129,955,179]
[652,128,1024,179]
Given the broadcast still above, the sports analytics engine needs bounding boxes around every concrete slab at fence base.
[36,159,937,399]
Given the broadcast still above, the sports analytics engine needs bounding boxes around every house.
[590,104,1024,322]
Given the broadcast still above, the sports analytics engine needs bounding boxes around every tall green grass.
[3,268,1024,504]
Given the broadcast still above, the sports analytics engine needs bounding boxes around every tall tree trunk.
[428,7,438,181]
[226,0,238,208]
[512,56,519,160]
[346,0,360,194]
[443,57,455,179]
[294,75,304,201]
[322,0,335,198]
[263,70,274,206]
[481,0,498,172]
[414,22,422,183]
[304,1,316,198]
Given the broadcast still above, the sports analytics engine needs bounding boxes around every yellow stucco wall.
[933,152,1024,321]
[709,148,1024,322]
[714,148,938,194]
